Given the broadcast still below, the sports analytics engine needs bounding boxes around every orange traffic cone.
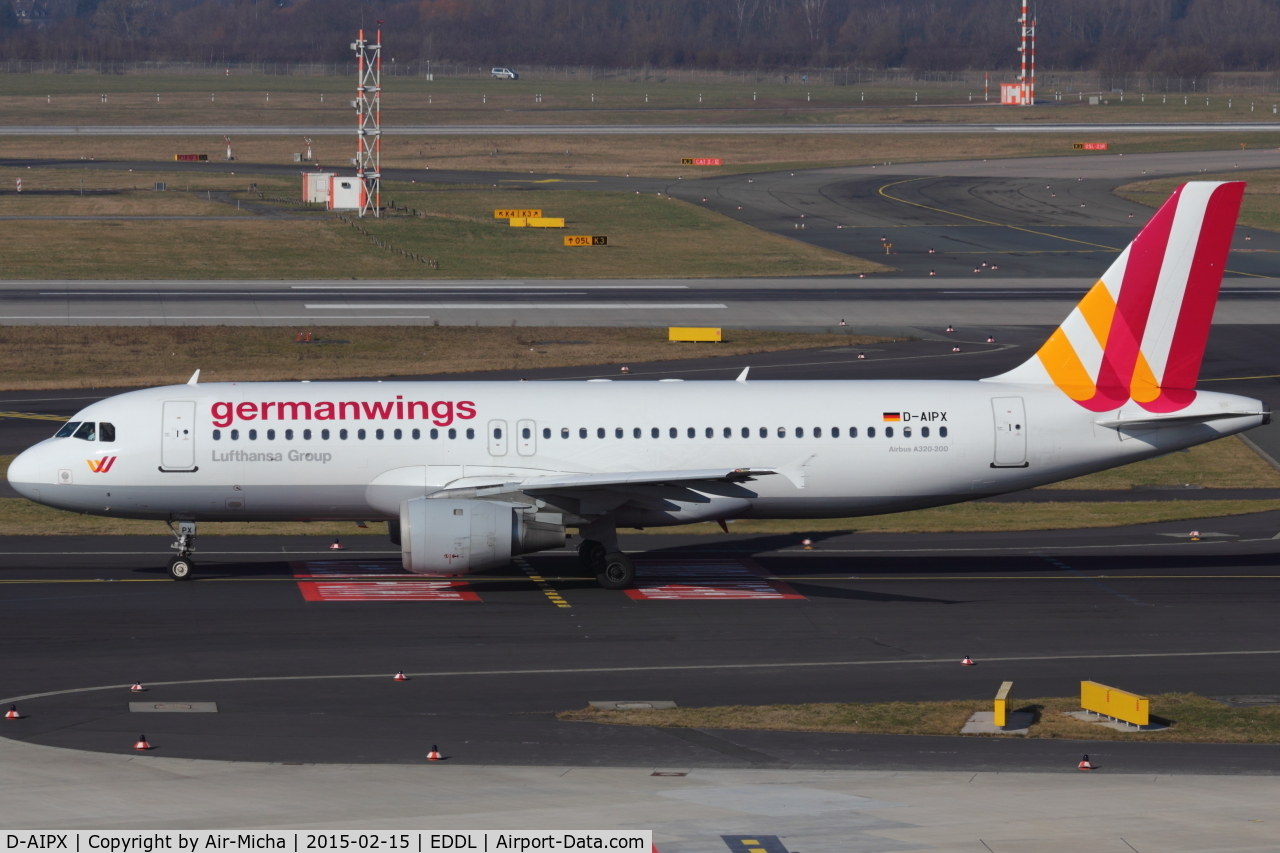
[130,681,146,692]
[330,538,344,550]
[961,655,976,666]
[134,734,152,751]
[427,745,442,761]
[393,671,409,681]
[5,704,19,719]
[1079,754,1094,770]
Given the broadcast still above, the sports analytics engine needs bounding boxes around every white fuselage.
[6,379,1264,525]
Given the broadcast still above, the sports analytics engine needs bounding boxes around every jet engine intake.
[399,497,565,574]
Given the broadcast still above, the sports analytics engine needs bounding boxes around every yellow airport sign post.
[495,209,542,219]
[564,236,608,246]
[993,681,1013,728]
[669,327,722,342]
[1080,680,1149,726]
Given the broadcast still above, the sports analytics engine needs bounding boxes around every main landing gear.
[578,538,635,590]
[167,520,196,581]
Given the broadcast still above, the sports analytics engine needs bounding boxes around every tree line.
[2,0,1277,76]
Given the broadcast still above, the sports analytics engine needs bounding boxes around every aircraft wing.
[517,468,776,492]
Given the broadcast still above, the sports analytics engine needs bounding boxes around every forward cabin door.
[991,397,1027,467]
[161,401,197,470]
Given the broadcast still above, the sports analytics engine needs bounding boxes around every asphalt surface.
[3,515,1280,772]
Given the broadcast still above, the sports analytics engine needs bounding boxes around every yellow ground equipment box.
[994,681,1013,728]
[1080,680,1149,726]
[495,209,542,219]
[564,236,608,246]
[669,327,722,342]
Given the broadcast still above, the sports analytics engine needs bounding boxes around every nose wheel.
[167,520,197,581]
[168,556,195,581]
[596,552,635,590]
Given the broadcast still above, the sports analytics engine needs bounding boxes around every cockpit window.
[99,422,116,443]
[72,422,96,441]
[55,421,81,438]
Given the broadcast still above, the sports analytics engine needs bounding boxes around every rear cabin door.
[488,420,508,457]
[161,401,197,470]
[991,397,1028,467]
[516,419,537,456]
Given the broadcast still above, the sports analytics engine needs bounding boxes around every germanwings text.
[211,397,476,428]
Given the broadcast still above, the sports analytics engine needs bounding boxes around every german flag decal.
[882,413,902,422]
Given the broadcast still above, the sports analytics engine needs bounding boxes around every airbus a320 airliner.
[7,181,1266,588]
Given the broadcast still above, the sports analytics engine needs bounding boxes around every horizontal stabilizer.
[1095,410,1267,430]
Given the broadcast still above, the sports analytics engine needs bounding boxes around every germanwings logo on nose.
[86,457,117,473]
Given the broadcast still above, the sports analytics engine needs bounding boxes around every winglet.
[187,369,200,386]
[736,366,750,383]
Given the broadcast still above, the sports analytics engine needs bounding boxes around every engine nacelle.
[399,497,565,574]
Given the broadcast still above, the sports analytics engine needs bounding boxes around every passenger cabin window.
[741,427,750,438]
[759,427,767,438]
[466,428,475,439]
[867,427,876,438]
[832,427,840,438]
[813,427,822,438]
[55,421,80,438]
[940,426,949,438]
[562,428,570,439]
[321,429,330,440]
[922,426,930,438]
[633,428,641,439]
[796,427,805,438]
[886,426,894,438]
[651,427,660,438]
[669,427,677,438]
[99,422,116,442]
[777,427,786,438]
[850,427,858,438]
[212,429,221,440]
[72,422,96,441]
[248,429,258,440]
[543,428,551,439]
[597,428,606,439]
[903,426,912,438]
[688,427,696,439]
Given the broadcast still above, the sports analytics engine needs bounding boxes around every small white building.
[302,171,335,203]
[301,172,364,210]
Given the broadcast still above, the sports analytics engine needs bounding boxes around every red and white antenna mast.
[1019,1,1035,106]
[352,23,381,217]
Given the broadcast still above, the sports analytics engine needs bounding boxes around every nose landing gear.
[167,520,196,581]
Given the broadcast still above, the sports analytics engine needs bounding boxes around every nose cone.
[7,446,45,501]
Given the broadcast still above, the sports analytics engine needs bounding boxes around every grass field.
[3,75,1277,128]
[1119,168,1280,233]
[6,131,1280,179]
[560,693,1280,743]
[0,170,885,279]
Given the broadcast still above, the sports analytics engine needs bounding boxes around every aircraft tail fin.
[985,181,1245,413]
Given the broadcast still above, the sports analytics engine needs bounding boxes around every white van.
[491,67,519,80]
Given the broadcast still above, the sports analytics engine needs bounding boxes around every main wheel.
[577,539,606,570]
[168,557,194,581]
[596,552,635,590]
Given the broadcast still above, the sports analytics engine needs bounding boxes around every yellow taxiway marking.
[515,557,572,607]
[1200,373,1280,382]
[0,411,69,422]
[876,176,1277,279]
[877,177,1123,252]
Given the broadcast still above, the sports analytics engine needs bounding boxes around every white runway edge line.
[303,303,728,310]
[5,649,1280,706]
